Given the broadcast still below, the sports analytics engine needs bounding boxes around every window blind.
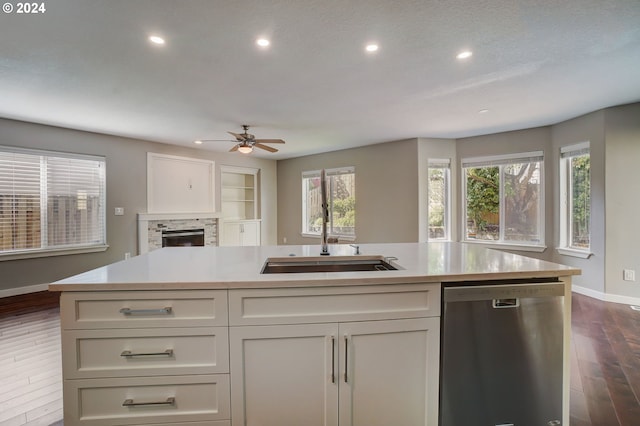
[560,142,590,158]
[46,156,106,247]
[462,151,544,168]
[0,151,42,250]
[0,146,106,254]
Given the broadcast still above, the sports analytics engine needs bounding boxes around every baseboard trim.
[572,284,640,306]
[0,283,50,298]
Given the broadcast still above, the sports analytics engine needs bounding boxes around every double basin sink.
[261,255,399,274]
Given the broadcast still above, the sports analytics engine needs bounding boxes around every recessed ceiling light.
[194,140,203,145]
[256,38,270,48]
[478,109,489,114]
[149,35,166,45]
[457,50,472,59]
[365,43,379,53]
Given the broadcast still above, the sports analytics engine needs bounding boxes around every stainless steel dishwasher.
[440,279,564,426]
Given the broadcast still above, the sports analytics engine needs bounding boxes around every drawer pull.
[123,397,176,407]
[120,349,174,358]
[119,307,173,316]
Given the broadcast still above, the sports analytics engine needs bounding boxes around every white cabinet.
[59,284,441,426]
[60,290,231,426]
[221,219,261,246]
[338,318,439,426]
[229,324,338,426]
[228,284,440,426]
[230,318,439,426]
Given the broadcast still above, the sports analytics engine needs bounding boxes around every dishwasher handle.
[492,298,520,308]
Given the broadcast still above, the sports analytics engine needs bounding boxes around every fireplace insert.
[161,229,205,247]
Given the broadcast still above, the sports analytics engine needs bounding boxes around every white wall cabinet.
[221,219,261,246]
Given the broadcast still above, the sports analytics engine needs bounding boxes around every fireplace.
[162,229,205,247]
[138,213,220,254]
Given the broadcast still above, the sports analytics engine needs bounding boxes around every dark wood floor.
[1,291,639,425]
[570,292,640,426]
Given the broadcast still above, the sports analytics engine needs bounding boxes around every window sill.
[556,247,593,259]
[0,244,109,261]
[463,240,547,253]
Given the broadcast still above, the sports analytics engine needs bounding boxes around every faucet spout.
[320,169,330,256]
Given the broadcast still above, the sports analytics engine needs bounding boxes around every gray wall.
[277,139,420,245]
[550,110,606,293]
[604,103,640,299]
[0,118,277,292]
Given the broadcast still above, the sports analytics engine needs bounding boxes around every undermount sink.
[260,255,399,274]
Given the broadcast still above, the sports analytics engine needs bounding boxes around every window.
[463,151,544,247]
[427,159,450,240]
[302,167,355,238]
[559,142,590,254]
[0,146,106,258]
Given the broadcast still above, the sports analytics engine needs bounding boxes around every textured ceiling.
[1,0,639,159]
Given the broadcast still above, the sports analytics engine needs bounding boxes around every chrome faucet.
[320,169,330,256]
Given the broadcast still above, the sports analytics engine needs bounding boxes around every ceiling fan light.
[238,145,253,154]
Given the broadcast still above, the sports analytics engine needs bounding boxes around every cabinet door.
[221,222,242,246]
[240,220,260,246]
[230,324,338,426]
[338,318,440,426]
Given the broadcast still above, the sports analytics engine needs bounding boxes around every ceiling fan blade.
[255,138,285,144]
[254,143,278,153]
[228,131,247,141]
[229,144,239,152]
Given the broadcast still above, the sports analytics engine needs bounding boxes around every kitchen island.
[50,242,580,426]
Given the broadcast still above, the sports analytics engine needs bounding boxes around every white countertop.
[49,243,580,291]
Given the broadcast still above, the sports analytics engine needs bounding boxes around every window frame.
[427,159,451,241]
[461,151,546,251]
[558,142,592,258]
[301,166,356,240]
[0,145,108,261]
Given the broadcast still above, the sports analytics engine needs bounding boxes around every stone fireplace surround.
[137,212,220,254]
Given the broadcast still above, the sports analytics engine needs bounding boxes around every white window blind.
[0,151,42,251]
[0,146,106,255]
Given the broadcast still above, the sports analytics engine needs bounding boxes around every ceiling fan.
[196,125,285,154]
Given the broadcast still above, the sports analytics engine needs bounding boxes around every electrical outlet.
[124,252,131,260]
[114,207,124,216]
[623,269,636,282]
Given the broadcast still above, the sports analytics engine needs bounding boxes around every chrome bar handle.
[120,349,174,357]
[122,397,175,407]
[344,335,349,383]
[331,336,336,384]
[119,307,173,316]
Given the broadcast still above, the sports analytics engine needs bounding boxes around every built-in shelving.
[220,167,258,220]
[220,166,261,246]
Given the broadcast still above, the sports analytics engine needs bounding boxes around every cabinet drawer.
[63,375,230,426]
[61,290,228,329]
[229,283,440,325]
[62,327,229,378]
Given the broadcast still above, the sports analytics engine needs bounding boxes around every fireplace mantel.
[138,212,221,254]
